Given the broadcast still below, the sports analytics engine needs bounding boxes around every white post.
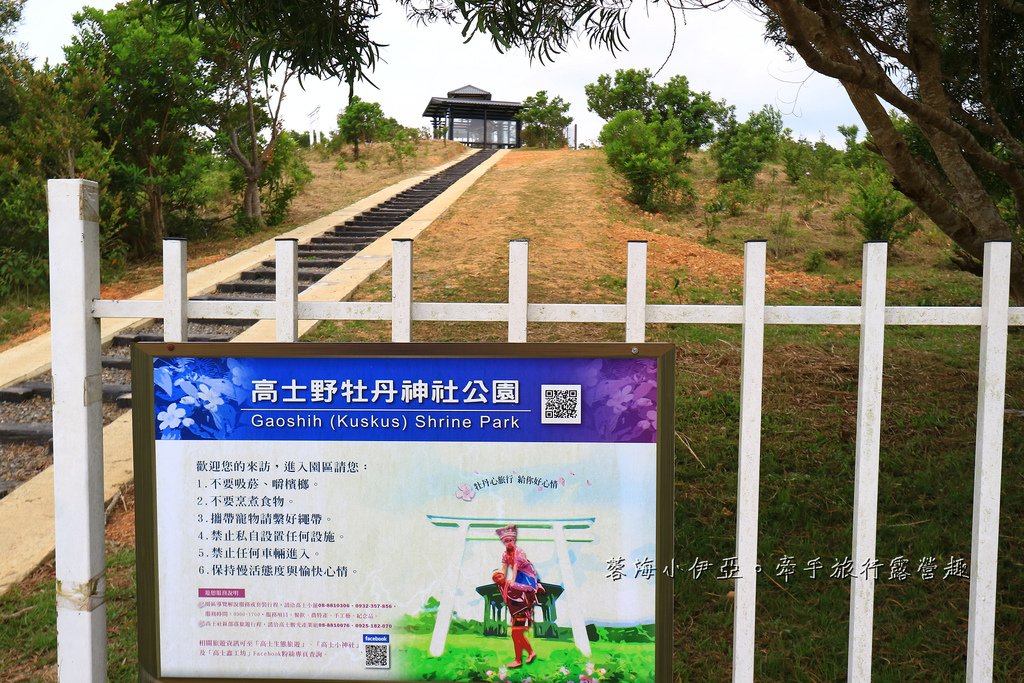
[163,238,187,342]
[552,523,592,656]
[732,240,766,683]
[508,239,529,342]
[392,239,413,343]
[429,522,470,656]
[847,241,888,680]
[275,239,298,342]
[966,241,1011,682]
[47,179,107,683]
[625,241,647,343]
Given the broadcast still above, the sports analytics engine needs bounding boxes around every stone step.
[101,355,132,370]
[0,422,52,444]
[112,333,233,346]
[297,244,363,254]
[308,236,373,246]
[265,258,345,269]
[217,281,280,294]
[239,268,329,283]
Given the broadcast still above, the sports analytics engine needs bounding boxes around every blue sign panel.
[153,356,659,444]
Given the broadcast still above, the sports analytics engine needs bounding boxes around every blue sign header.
[153,356,658,444]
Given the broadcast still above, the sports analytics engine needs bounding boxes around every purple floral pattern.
[578,358,658,442]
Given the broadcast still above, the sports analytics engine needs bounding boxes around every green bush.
[0,246,47,298]
[781,138,814,183]
[848,171,917,243]
[599,110,695,212]
[712,106,783,185]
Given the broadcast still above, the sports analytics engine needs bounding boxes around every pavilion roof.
[447,84,492,99]
[422,96,523,121]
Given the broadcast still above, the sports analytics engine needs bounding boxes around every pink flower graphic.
[456,483,475,502]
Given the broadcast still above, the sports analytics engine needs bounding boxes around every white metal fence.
[46,179,1022,681]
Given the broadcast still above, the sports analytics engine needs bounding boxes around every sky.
[16,0,863,147]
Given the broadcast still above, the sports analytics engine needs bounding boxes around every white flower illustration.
[198,384,224,412]
[158,403,186,430]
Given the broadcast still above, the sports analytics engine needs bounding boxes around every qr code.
[541,384,582,424]
[364,643,390,669]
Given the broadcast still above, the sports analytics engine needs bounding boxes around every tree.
[519,90,572,148]
[336,96,390,160]
[712,105,783,185]
[66,1,217,254]
[153,0,383,83]
[203,16,296,229]
[585,69,730,151]
[599,110,693,212]
[584,68,658,121]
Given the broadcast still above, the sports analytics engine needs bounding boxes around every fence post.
[47,179,107,683]
[276,239,298,342]
[163,238,188,342]
[732,240,766,683]
[848,241,888,680]
[966,241,1011,682]
[508,239,528,342]
[625,241,647,343]
[392,239,413,342]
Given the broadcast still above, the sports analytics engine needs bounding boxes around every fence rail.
[47,179,1020,682]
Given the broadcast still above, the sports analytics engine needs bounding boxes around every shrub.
[848,171,917,243]
[0,246,47,298]
[599,110,694,212]
[712,106,783,185]
[781,138,814,183]
[804,249,826,272]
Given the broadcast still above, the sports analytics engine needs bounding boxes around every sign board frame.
[132,342,674,683]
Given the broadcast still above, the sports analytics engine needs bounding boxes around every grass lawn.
[394,632,653,683]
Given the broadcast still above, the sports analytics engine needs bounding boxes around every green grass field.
[393,632,654,683]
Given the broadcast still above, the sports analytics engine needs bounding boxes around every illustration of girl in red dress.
[495,524,542,667]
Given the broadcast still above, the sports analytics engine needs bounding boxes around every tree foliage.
[336,96,394,160]
[0,0,313,292]
[585,68,730,150]
[599,110,694,212]
[152,0,384,84]
[848,170,918,244]
[712,105,783,185]
[519,90,572,148]
[66,1,217,253]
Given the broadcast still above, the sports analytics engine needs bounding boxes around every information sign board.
[132,343,674,682]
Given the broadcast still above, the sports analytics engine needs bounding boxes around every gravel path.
[0,322,249,495]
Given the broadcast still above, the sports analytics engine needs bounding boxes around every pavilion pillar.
[552,523,592,656]
[429,522,470,656]
[515,119,522,148]
[483,109,489,148]
[447,108,453,142]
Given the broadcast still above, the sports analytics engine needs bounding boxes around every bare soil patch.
[349,149,837,310]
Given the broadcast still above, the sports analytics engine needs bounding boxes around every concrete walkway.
[0,148,507,595]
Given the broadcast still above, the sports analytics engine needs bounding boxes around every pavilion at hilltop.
[422,85,523,149]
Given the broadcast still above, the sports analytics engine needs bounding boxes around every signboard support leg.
[428,521,470,656]
[552,523,592,656]
[47,179,107,683]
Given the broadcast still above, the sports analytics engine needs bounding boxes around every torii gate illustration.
[425,514,596,657]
